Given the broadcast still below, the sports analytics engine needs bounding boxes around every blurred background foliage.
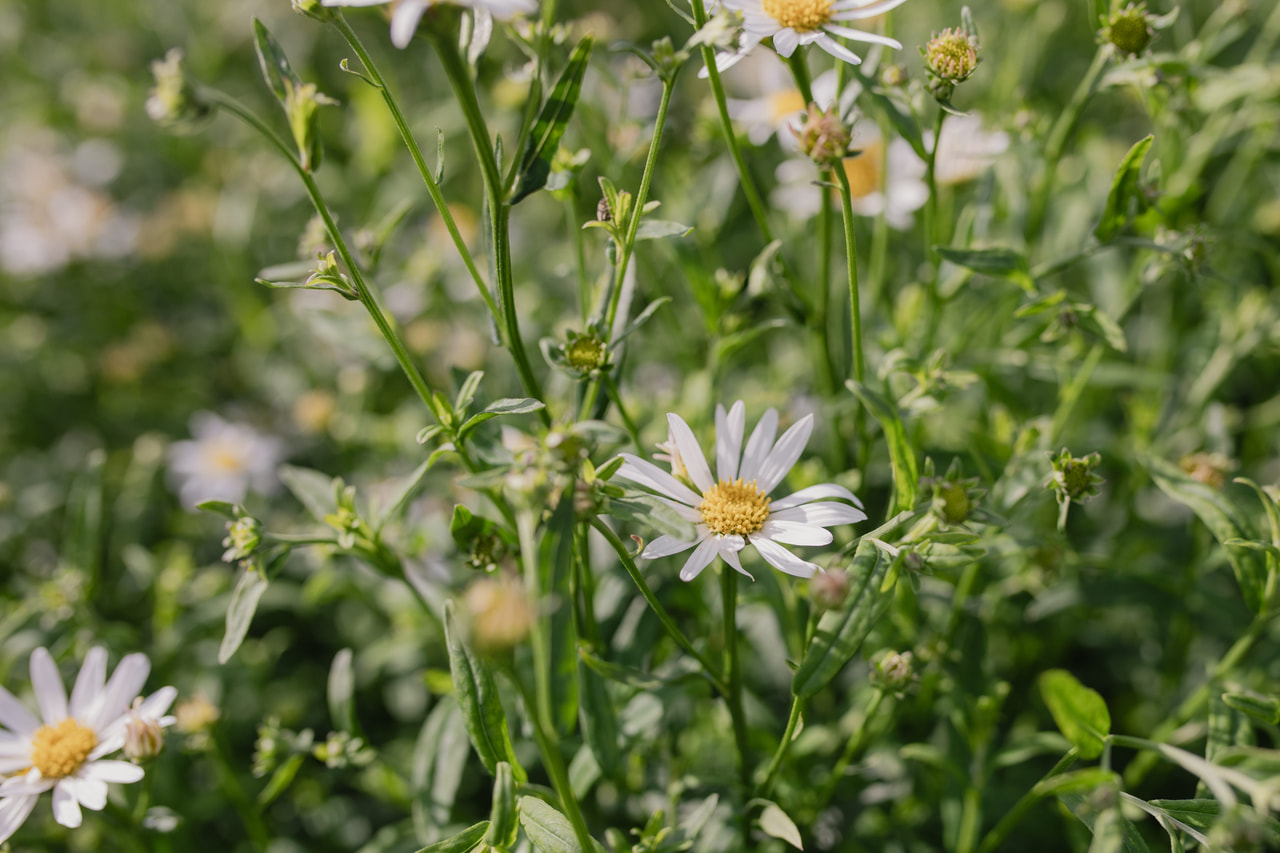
[1,0,1279,850]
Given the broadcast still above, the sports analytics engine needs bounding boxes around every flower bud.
[1102,3,1155,56]
[563,332,608,375]
[924,28,980,82]
[871,650,916,696]
[792,102,853,167]
[1049,448,1103,504]
[1179,452,1235,491]
[146,49,212,128]
[124,700,167,762]
[810,569,850,611]
[222,515,262,564]
[292,0,335,21]
[285,81,338,172]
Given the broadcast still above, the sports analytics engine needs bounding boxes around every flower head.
[615,401,866,581]
[0,648,176,843]
[1101,2,1155,56]
[167,412,284,509]
[320,0,537,50]
[706,0,912,76]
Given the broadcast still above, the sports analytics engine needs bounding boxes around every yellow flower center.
[761,0,834,32]
[208,443,246,474]
[30,718,98,779]
[698,478,771,537]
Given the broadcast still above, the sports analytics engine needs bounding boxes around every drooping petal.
[678,537,721,582]
[389,0,429,49]
[89,654,150,731]
[81,760,146,785]
[738,409,778,483]
[754,414,815,493]
[752,538,820,578]
[30,648,68,725]
[0,795,38,845]
[770,502,868,527]
[616,454,703,507]
[813,32,866,65]
[51,783,82,828]
[666,414,715,493]
[821,23,902,48]
[0,686,40,737]
[63,776,108,811]
[717,536,754,579]
[759,521,834,547]
[0,756,30,774]
[642,534,702,560]
[772,27,801,57]
[69,647,107,720]
[715,401,747,482]
[771,483,865,511]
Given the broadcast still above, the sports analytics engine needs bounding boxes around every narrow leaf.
[220,569,270,664]
[485,763,519,850]
[1095,135,1153,241]
[411,698,471,835]
[375,457,441,530]
[279,464,339,523]
[1039,670,1111,759]
[252,19,298,103]
[538,496,580,736]
[935,246,1034,292]
[328,648,358,734]
[848,381,918,515]
[519,796,599,853]
[759,803,804,850]
[414,821,490,853]
[258,753,305,806]
[635,219,693,241]
[510,37,594,204]
[443,602,526,781]
[578,658,621,777]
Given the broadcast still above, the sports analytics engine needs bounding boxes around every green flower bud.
[792,102,853,167]
[146,49,212,128]
[1102,3,1155,56]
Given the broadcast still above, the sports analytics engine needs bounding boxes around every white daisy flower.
[166,412,284,509]
[0,647,177,843]
[321,0,537,50]
[709,0,912,74]
[615,401,866,582]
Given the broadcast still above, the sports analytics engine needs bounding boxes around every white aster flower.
[708,0,911,75]
[928,114,1010,186]
[0,647,177,844]
[321,0,537,49]
[167,412,284,509]
[616,401,866,581]
[729,63,858,147]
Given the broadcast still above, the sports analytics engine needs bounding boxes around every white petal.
[321,0,390,6]
[0,795,38,845]
[738,409,778,483]
[678,537,721,582]
[755,414,815,493]
[30,648,68,725]
[813,34,865,66]
[615,454,703,507]
[137,686,179,720]
[752,538,820,578]
[642,534,701,559]
[759,521,834,547]
[0,686,40,737]
[822,24,902,48]
[655,497,703,523]
[770,502,868,527]
[69,647,107,719]
[0,775,55,796]
[772,483,865,510]
[82,760,146,784]
[0,756,30,773]
[666,414,715,493]
[64,776,108,811]
[389,0,429,49]
[52,783,82,828]
[832,0,912,17]
[717,538,755,579]
[715,401,746,482]
[89,653,150,731]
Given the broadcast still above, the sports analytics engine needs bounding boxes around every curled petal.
[666,414,715,493]
[752,538,820,579]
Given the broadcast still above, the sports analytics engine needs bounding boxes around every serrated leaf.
[219,569,269,664]
[328,648,358,734]
[252,19,299,103]
[1039,670,1111,759]
[413,821,490,853]
[279,464,339,523]
[792,539,890,698]
[443,602,526,782]
[510,37,594,204]
[1095,135,1153,241]
[848,381,918,515]
[759,803,803,850]
[935,246,1035,292]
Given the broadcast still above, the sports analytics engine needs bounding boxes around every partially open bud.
[464,576,533,655]
[871,650,916,696]
[1101,3,1155,56]
[222,515,262,564]
[1049,448,1103,504]
[292,0,335,22]
[792,102,853,167]
[124,699,167,763]
[563,331,609,376]
[285,81,339,172]
[922,27,980,102]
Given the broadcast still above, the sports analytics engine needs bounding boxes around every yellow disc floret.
[699,478,771,537]
[761,0,834,32]
[30,718,98,779]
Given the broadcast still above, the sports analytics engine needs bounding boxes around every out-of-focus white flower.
[167,412,284,509]
[729,64,857,147]
[615,401,866,581]
[321,0,536,49]
[0,648,176,843]
[929,114,1009,186]
[772,124,927,230]
[706,0,911,75]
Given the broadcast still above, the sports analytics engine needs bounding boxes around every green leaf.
[279,464,340,523]
[411,698,471,835]
[634,219,693,241]
[1038,670,1111,759]
[443,602,526,782]
[1087,809,1128,853]
[578,657,621,777]
[792,539,890,698]
[935,246,1034,292]
[578,647,700,691]
[1222,692,1280,725]
[1095,135,1153,241]
[518,796,601,853]
[252,19,299,103]
[1032,768,1120,798]
[327,648,358,734]
[759,802,803,850]
[510,36,594,204]
[454,370,485,416]
[375,457,441,531]
[197,500,241,520]
[614,296,672,344]
[219,569,269,664]
[257,753,305,806]
[458,397,547,440]
[537,496,580,736]
[848,381,917,515]
[413,821,489,853]
[1144,454,1266,612]
[485,762,519,850]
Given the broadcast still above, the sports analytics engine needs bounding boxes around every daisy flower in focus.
[321,0,537,49]
[709,0,912,74]
[616,401,866,581]
[167,412,284,509]
[0,647,177,843]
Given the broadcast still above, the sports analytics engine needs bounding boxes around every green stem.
[922,108,945,351]
[816,689,886,807]
[721,569,751,794]
[430,30,546,416]
[330,12,497,324]
[589,518,728,695]
[833,165,868,466]
[976,750,1078,853]
[602,372,643,452]
[755,695,803,797]
[209,727,271,851]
